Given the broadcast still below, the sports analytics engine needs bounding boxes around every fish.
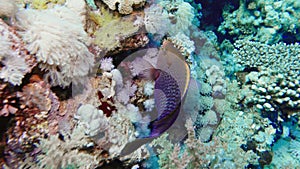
[120,40,191,156]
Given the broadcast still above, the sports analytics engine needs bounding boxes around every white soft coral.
[16,6,94,87]
[0,20,30,85]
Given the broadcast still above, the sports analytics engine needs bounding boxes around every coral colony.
[0,0,299,168]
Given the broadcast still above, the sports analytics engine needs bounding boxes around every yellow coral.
[17,0,66,9]
[89,6,119,27]
[93,17,139,52]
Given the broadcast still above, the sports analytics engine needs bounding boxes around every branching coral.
[4,79,61,167]
[233,40,300,75]
[233,40,300,118]
[151,119,241,168]
[16,5,94,87]
[35,124,98,169]
[167,32,195,57]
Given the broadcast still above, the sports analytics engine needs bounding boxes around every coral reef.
[102,0,146,14]
[16,5,94,87]
[218,0,300,43]
[0,19,36,85]
[143,4,170,36]
[16,0,66,9]
[1,0,299,168]
[34,124,98,169]
[233,40,300,74]
[233,40,300,122]
[92,13,141,54]
[159,0,195,36]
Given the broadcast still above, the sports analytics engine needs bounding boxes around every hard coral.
[76,104,109,137]
[102,0,146,14]
[93,16,139,53]
[218,0,300,43]
[233,40,300,117]
[233,40,300,75]
[17,0,66,10]
[35,125,98,169]
[244,71,300,117]
[159,0,195,36]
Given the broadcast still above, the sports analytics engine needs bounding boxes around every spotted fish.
[145,41,190,137]
[120,40,190,155]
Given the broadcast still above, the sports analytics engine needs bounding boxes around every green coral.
[88,5,139,53]
[218,0,300,43]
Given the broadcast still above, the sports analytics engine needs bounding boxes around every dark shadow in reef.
[197,0,239,43]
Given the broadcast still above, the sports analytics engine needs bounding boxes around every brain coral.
[102,0,146,14]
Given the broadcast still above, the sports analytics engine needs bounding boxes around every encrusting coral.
[93,15,140,54]
[16,0,66,9]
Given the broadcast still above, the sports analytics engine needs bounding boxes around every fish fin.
[166,78,201,142]
[153,88,167,118]
[148,102,181,137]
[120,137,156,156]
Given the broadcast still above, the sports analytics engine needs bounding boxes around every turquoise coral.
[86,0,97,10]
